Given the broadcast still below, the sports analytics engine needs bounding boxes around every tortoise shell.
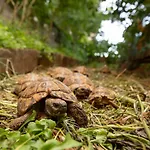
[63,72,94,99]
[99,64,111,74]
[14,73,51,95]
[72,66,89,76]
[88,86,118,109]
[47,67,73,82]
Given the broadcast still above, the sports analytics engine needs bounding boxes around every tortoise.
[99,64,111,74]
[88,86,118,109]
[63,72,94,99]
[47,67,73,82]
[72,66,89,77]
[10,76,88,130]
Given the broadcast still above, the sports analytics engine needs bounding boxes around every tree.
[109,0,150,69]
[7,0,111,63]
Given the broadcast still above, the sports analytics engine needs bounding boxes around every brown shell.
[17,73,42,84]
[15,75,77,116]
[47,67,73,81]
[88,86,118,109]
[72,66,89,76]
[14,73,51,95]
[63,73,94,99]
[99,65,111,74]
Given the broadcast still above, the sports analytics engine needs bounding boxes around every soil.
[0,66,150,128]
[0,48,79,75]
[0,65,150,150]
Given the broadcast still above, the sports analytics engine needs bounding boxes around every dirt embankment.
[0,48,79,74]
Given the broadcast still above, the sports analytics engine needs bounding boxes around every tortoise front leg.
[67,103,88,127]
[9,111,32,130]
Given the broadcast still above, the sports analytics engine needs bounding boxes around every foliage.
[3,0,150,65]
[4,0,150,65]
[30,0,102,38]
[0,119,82,150]
[31,0,110,63]
[6,0,112,63]
[0,20,54,52]
[108,0,150,68]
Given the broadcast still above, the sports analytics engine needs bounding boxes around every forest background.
[0,0,150,69]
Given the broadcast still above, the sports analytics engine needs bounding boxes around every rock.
[52,53,79,66]
[0,48,40,74]
[0,48,80,75]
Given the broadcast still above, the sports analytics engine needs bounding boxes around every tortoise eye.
[53,103,60,108]
[56,77,65,82]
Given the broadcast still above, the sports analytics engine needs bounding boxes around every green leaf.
[27,122,43,135]
[6,131,21,146]
[15,144,31,150]
[0,128,8,137]
[78,128,108,143]
[88,142,94,150]
[0,138,9,149]
[87,136,94,150]
[51,133,82,150]
[40,133,82,150]
[39,139,60,150]
[92,129,108,144]
[19,110,36,131]
[103,143,113,150]
[14,133,31,150]
[41,128,53,140]
[78,128,95,136]
[30,139,44,149]
[35,119,56,129]
[0,129,10,149]
[27,119,55,141]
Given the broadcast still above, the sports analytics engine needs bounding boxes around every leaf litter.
[0,68,150,150]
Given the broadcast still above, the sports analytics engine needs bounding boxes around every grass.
[0,69,150,150]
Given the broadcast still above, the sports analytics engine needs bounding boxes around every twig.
[0,112,14,117]
[0,120,9,126]
[0,101,17,107]
[20,0,28,25]
[137,94,150,140]
[25,0,36,18]
[108,132,150,147]
[54,128,63,140]
[5,59,16,77]
[117,94,149,107]
[130,79,146,93]
[116,68,127,79]
[79,125,143,132]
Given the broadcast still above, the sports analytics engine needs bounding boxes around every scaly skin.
[9,111,32,130]
[67,103,88,127]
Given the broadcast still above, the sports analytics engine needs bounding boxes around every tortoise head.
[45,98,67,117]
[71,84,93,99]
[56,76,65,82]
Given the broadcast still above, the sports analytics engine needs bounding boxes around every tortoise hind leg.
[67,103,88,127]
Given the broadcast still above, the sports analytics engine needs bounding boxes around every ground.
[0,66,150,150]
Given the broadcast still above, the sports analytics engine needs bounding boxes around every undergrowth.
[0,71,150,150]
[0,19,55,52]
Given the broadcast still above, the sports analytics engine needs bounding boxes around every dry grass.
[0,69,150,150]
